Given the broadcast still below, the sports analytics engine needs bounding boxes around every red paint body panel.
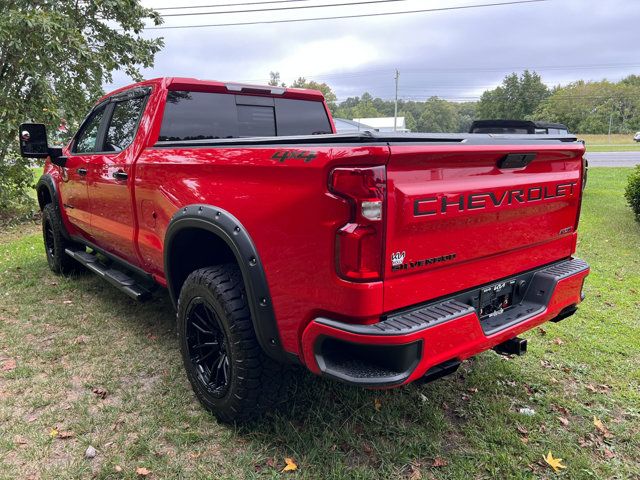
[45,77,589,383]
[383,144,584,312]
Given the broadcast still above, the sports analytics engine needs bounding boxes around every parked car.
[470,119,569,135]
[20,77,590,422]
[333,117,377,133]
[633,132,640,142]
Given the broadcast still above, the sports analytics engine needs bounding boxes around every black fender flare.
[36,174,72,240]
[35,174,59,211]
[164,204,288,362]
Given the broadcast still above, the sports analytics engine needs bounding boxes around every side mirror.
[19,123,49,158]
[18,123,67,167]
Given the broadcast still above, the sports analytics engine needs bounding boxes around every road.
[585,151,640,167]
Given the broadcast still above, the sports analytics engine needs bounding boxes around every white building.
[352,117,410,133]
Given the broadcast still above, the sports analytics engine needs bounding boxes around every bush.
[625,166,640,222]
[0,152,38,226]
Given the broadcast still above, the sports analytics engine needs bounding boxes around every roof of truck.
[99,77,325,104]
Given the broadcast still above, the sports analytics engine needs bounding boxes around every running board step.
[65,248,151,301]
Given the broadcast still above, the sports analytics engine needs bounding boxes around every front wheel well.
[37,185,52,210]
[166,227,237,301]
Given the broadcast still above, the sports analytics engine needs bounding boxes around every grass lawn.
[1,168,639,479]
[578,134,640,152]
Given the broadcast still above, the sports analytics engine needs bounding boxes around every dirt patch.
[0,222,41,245]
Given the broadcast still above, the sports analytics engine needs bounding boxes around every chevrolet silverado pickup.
[19,77,590,422]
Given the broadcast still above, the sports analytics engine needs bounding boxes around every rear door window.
[158,90,331,141]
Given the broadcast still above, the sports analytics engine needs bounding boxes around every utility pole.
[394,69,399,132]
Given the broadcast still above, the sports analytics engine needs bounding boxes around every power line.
[297,63,640,81]
[156,0,412,18]
[144,0,548,29]
[149,0,316,11]
[232,62,639,86]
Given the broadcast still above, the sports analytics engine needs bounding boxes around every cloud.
[107,0,640,103]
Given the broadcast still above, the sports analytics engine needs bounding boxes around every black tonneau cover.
[154,131,579,148]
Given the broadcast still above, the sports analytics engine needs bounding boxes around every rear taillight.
[330,166,386,281]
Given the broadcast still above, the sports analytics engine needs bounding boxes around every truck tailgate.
[383,143,585,312]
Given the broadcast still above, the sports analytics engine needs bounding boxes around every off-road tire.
[177,265,290,423]
[42,203,82,275]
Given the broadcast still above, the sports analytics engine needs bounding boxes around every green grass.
[578,134,640,152]
[585,145,640,153]
[1,169,639,479]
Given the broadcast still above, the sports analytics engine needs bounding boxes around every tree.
[416,97,459,133]
[401,110,417,132]
[477,70,550,120]
[534,79,640,134]
[351,93,383,119]
[0,1,163,216]
[268,71,285,87]
[290,77,338,112]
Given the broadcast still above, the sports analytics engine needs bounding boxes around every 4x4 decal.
[271,150,317,163]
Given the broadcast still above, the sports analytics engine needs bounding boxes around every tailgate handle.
[499,153,536,169]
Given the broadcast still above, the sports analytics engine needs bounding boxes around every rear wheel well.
[166,227,237,301]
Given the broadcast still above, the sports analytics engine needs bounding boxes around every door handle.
[498,153,536,169]
[76,168,87,176]
[112,170,128,181]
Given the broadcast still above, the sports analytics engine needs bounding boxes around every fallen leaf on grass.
[586,384,598,393]
[1,359,16,371]
[578,437,592,448]
[516,425,529,435]
[92,387,108,399]
[603,448,616,459]
[409,463,422,479]
[558,416,569,427]
[281,457,298,472]
[49,428,59,438]
[553,338,564,345]
[594,417,613,438]
[374,398,382,412]
[431,457,448,467]
[114,465,123,473]
[543,451,567,472]
[58,431,75,439]
[538,327,547,336]
[146,333,158,341]
[14,436,28,445]
[467,387,478,394]
[136,467,151,476]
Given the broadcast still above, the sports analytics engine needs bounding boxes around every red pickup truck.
[20,77,589,423]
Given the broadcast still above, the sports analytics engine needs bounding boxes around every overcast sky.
[108,0,640,102]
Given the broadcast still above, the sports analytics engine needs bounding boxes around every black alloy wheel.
[185,298,231,398]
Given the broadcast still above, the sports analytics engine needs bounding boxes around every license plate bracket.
[479,280,516,318]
